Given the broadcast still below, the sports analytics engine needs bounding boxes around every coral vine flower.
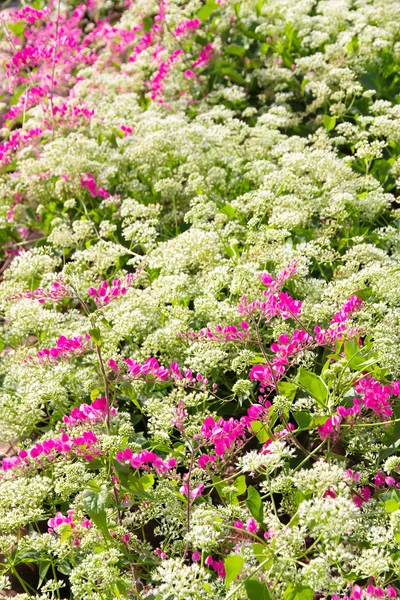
[63,397,116,426]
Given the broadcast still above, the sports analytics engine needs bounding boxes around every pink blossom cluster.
[179,481,204,499]
[88,272,137,306]
[25,334,92,365]
[204,555,226,578]
[238,291,302,321]
[129,0,166,63]
[81,173,110,198]
[0,128,43,165]
[120,125,133,136]
[1,430,99,473]
[233,517,258,533]
[3,87,49,122]
[197,404,268,469]
[318,375,400,440]
[259,260,297,292]
[374,470,400,488]
[331,295,363,325]
[179,321,251,342]
[151,49,183,103]
[174,18,201,37]
[193,44,214,68]
[331,584,397,599]
[4,4,97,122]
[238,262,301,321]
[355,376,394,419]
[116,448,176,474]
[47,510,74,532]
[63,397,116,426]
[314,295,363,345]
[200,416,246,457]
[48,509,92,547]
[122,356,209,390]
[249,329,313,391]
[51,103,95,129]
[6,280,70,303]
[11,5,51,24]
[6,194,24,223]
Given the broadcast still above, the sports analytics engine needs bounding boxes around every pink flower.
[246,518,257,533]
[387,586,398,598]
[192,551,201,562]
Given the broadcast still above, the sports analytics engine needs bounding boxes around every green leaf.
[296,368,328,406]
[224,555,244,586]
[90,388,100,402]
[234,475,247,496]
[219,203,237,219]
[354,287,372,300]
[197,1,219,21]
[114,580,127,597]
[89,327,102,347]
[284,583,314,600]
[38,561,51,588]
[245,579,272,600]
[246,486,264,524]
[60,525,73,544]
[278,381,297,401]
[220,67,247,86]
[226,44,247,57]
[385,499,400,513]
[293,411,312,429]
[323,115,336,132]
[252,543,267,563]
[82,484,111,539]
[140,474,155,491]
[8,23,25,38]
[121,382,141,410]
[250,420,271,443]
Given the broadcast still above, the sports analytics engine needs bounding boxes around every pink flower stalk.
[197,454,216,470]
[129,0,167,63]
[331,295,363,325]
[7,280,71,303]
[355,376,394,420]
[88,271,139,307]
[2,430,99,474]
[205,556,226,578]
[0,128,42,165]
[238,262,301,321]
[25,334,93,366]
[200,416,247,457]
[259,260,297,292]
[122,356,209,391]
[116,448,175,474]
[63,397,117,426]
[174,18,201,37]
[150,48,183,103]
[193,44,213,68]
[249,328,314,390]
[81,173,110,198]
[179,322,253,343]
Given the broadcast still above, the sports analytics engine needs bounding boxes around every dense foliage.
[1,0,400,598]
